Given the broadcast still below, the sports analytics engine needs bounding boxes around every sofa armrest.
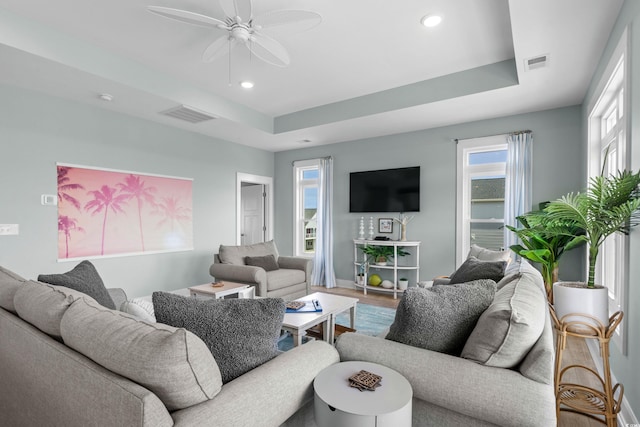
[335,333,556,427]
[278,256,312,285]
[209,263,267,296]
[107,288,128,310]
[171,340,339,426]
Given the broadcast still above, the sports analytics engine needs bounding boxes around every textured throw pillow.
[153,292,285,383]
[386,280,496,355]
[38,260,116,309]
[244,254,280,271]
[0,265,26,313]
[60,297,222,411]
[448,256,507,285]
[461,271,546,368]
[120,298,156,323]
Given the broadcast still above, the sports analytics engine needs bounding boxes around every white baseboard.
[585,340,638,424]
[335,279,356,289]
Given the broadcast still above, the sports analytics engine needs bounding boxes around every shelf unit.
[353,239,420,299]
[550,306,624,427]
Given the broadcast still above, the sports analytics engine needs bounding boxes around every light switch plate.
[41,194,57,205]
[0,224,19,235]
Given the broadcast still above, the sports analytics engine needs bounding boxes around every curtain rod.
[292,156,333,165]
[453,129,531,143]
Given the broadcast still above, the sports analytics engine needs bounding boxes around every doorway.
[236,173,273,245]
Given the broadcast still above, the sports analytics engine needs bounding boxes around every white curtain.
[311,157,337,288]
[504,131,533,250]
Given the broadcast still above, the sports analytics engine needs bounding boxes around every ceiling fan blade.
[203,35,237,63]
[148,6,227,29]
[253,10,322,32]
[219,0,252,20]
[249,32,290,67]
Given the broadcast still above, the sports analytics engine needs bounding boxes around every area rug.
[278,303,397,352]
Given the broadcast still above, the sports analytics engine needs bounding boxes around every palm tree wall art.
[56,164,193,259]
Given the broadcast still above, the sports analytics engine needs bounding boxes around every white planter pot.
[398,280,409,290]
[553,281,609,330]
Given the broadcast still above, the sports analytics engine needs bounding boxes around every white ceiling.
[0,0,624,151]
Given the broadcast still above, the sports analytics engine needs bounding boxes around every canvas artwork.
[57,164,193,260]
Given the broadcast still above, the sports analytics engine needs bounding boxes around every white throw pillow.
[120,298,156,323]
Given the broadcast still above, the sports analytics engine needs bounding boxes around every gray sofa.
[0,266,338,427]
[210,240,312,300]
[336,260,557,427]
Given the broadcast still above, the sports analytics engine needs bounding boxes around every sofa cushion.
[245,254,280,271]
[153,292,285,383]
[461,264,546,368]
[38,260,116,309]
[448,256,507,285]
[386,280,496,355]
[468,244,511,263]
[120,298,156,322]
[218,240,279,265]
[13,280,96,338]
[0,265,26,313]
[60,297,222,411]
[266,269,306,291]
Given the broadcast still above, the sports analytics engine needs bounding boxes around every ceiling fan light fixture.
[240,81,255,89]
[421,14,442,27]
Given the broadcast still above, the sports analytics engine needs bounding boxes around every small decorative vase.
[368,217,374,240]
[398,279,409,290]
[358,217,365,239]
[375,256,387,266]
[400,224,407,241]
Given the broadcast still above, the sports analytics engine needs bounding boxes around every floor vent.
[159,105,217,123]
[524,54,549,71]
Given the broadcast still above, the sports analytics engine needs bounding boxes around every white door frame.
[236,173,273,245]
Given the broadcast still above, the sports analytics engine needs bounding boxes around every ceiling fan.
[148,0,322,67]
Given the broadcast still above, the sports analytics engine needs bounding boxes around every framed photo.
[378,218,393,234]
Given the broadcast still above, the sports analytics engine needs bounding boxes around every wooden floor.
[311,285,605,427]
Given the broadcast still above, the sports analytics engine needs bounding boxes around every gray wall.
[274,105,585,283]
[0,84,274,298]
[583,0,640,415]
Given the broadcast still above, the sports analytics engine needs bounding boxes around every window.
[293,160,319,256]
[587,33,627,352]
[456,137,508,266]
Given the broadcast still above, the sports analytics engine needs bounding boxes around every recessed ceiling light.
[240,81,254,89]
[421,14,442,27]
[99,93,113,102]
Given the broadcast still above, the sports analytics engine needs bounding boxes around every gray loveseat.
[210,240,312,300]
[0,266,338,427]
[336,260,557,427]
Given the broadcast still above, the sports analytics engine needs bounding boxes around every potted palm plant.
[360,245,409,266]
[544,167,640,326]
[506,208,585,303]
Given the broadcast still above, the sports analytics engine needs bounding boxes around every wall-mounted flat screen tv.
[349,166,420,213]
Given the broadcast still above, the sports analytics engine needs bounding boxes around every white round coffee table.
[314,361,412,427]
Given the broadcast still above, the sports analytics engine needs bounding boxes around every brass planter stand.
[550,305,624,427]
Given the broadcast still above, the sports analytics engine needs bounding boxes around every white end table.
[314,361,412,427]
[188,281,255,299]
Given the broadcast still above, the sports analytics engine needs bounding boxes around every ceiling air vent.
[524,54,549,71]
[159,105,217,124]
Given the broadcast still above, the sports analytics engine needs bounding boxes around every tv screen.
[349,166,420,213]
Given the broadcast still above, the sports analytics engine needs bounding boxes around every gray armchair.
[209,241,312,300]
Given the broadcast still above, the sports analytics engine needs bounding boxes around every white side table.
[314,361,412,427]
[188,281,255,299]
